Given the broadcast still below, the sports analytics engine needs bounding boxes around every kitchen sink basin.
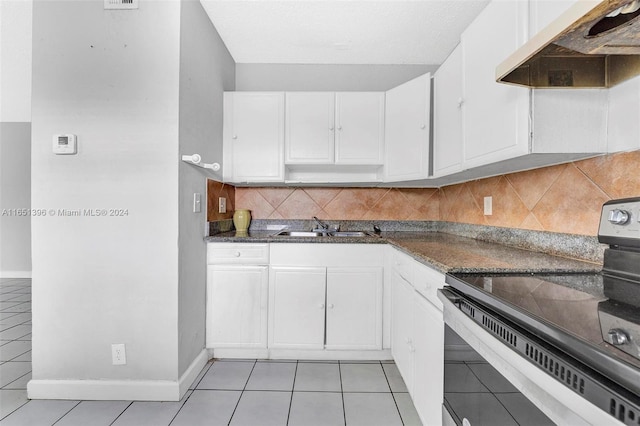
[330,231,377,237]
[273,231,324,237]
[272,230,379,238]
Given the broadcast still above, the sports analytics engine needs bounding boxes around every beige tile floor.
[0,278,421,425]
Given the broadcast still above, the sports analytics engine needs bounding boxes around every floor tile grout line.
[285,360,298,426]
[168,388,200,426]
[1,370,32,390]
[49,400,82,425]
[380,361,406,425]
[226,359,257,425]
[107,401,135,426]
[338,361,347,426]
[189,360,214,391]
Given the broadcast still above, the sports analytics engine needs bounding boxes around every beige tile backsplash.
[209,150,640,236]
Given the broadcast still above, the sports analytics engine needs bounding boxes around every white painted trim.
[0,271,32,278]
[27,350,209,401]
[178,349,208,397]
[210,347,392,361]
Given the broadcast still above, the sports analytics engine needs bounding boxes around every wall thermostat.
[53,134,77,155]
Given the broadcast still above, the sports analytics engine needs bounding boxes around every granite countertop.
[382,232,600,274]
[205,229,601,275]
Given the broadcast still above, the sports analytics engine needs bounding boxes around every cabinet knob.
[409,345,416,353]
[232,135,238,139]
[406,338,412,345]
[457,98,464,108]
[420,124,426,129]
[329,127,334,131]
[328,304,334,309]
[337,126,342,131]
[234,251,241,257]
[319,303,325,309]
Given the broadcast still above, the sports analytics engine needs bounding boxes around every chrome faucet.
[312,216,329,231]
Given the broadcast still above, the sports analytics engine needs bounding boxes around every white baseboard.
[28,349,209,401]
[209,347,392,361]
[0,271,32,279]
[178,349,209,397]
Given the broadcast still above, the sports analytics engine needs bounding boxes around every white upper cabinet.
[433,45,463,178]
[384,73,431,182]
[335,92,385,165]
[284,92,385,166]
[285,92,335,164]
[461,0,530,169]
[529,0,578,36]
[223,92,285,183]
[432,0,609,182]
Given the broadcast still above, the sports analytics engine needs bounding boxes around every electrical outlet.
[484,196,493,216]
[193,193,201,213]
[111,343,126,365]
[218,197,227,214]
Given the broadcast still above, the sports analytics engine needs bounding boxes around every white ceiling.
[200,1,490,65]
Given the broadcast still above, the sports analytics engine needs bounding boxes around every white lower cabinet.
[269,267,327,349]
[390,248,445,426]
[269,266,383,350]
[206,265,268,348]
[206,244,270,349]
[269,243,384,354]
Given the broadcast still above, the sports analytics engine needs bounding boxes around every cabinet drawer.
[413,261,444,311]
[207,243,269,265]
[391,249,414,283]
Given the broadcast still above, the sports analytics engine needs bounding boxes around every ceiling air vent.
[104,0,138,10]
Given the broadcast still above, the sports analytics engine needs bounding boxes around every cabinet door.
[384,74,431,182]
[223,92,284,182]
[206,265,268,348]
[433,44,463,177]
[269,267,326,349]
[413,294,444,426]
[529,0,579,36]
[285,92,335,164]
[334,92,385,165]
[326,267,383,350]
[391,271,415,393]
[461,0,530,169]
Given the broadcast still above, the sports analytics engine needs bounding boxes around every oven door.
[438,288,624,426]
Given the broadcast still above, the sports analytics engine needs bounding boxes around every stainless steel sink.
[272,230,379,238]
[330,231,377,237]
[273,231,324,237]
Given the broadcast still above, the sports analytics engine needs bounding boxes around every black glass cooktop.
[446,272,640,394]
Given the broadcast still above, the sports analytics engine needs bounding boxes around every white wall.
[30,0,183,399]
[0,0,32,122]
[177,0,235,376]
[0,0,33,277]
[0,123,32,277]
[235,63,435,91]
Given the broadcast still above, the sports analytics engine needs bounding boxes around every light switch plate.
[193,193,201,213]
[218,197,227,214]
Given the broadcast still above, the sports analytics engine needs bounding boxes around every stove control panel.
[599,198,640,245]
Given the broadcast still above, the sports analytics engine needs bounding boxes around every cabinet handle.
[406,338,412,345]
[409,345,416,353]
[234,251,241,257]
[319,303,325,309]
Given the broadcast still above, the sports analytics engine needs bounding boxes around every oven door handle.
[438,287,461,307]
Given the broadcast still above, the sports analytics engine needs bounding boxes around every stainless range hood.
[497,0,640,88]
